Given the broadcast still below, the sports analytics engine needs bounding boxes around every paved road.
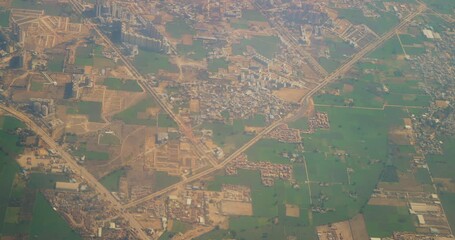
[0,105,150,240]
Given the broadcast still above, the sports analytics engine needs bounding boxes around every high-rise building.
[95,0,102,17]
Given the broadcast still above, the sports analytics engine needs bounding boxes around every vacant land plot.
[66,101,103,122]
[285,204,300,217]
[273,88,308,103]
[103,78,142,92]
[221,201,253,216]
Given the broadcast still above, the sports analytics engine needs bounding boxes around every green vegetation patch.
[99,132,120,146]
[75,44,115,69]
[100,169,126,192]
[11,0,76,18]
[208,58,229,73]
[363,205,416,238]
[246,139,297,164]
[152,171,180,192]
[103,78,142,92]
[201,120,252,155]
[47,54,65,72]
[30,193,81,240]
[158,113,177,128]
[73,143,109,161]
[440,191,455,233]
[165,18,195,39]
[114,98,160,125]
[66,101,103,122]
[369,36,404,59]
[336,8,399,35]
[177,40,208,61]
[30,81,44,91]
[241,9,267,22]
[415,168,432,185]
[427,137,455,180]
[232,35,280,59]
[133,49,177,74]
[4,207,20,224]
[29,173,69,189]
[0,8,10,27]
[159,220,191,240]
[421,0,455,14]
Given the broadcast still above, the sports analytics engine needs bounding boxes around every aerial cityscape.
[0,0,453,239]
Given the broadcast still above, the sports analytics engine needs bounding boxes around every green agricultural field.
[177,40,208,61]
[165,18,195,39]
[421,0,455,14]
[208,58,229,73]
[415,168,432,185]
[133,49,177,74]
[363,205,416,238]
[230,10,266,29]
[73,144,109,161]
[159,220,191,240]
[4,207,20,224]
[0,8,10,27]
[246,139,297,164]
[439,191,455,233]
[369,36,404,59]
[28,173,69,189]
[404,46,426,56]
[99,132,121,146]
[399,34,425,46]
[427,137,455,180]
[241,9,267,22]
[66,101,103,122]
[158,113,177,128]
[152,171,180,192]
[319,58,341,73]
[30,193,81,240]
[11,0,75,17]
[103,78,142,92]
[232,35,280,59]
[336,8,399,35]
[114,98,159,125]
[47,54,65,72]
[75,44,115,69]
[100,169,126,192]
[201,121,252,155]
[204,170,314,239]
[30,81,44,91]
